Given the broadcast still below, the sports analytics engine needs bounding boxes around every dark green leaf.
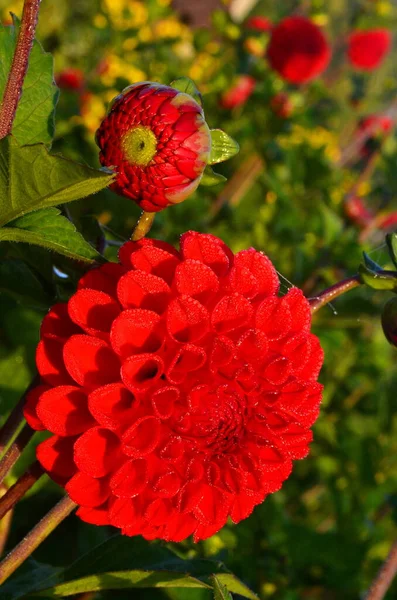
[0,208,103,263]
[0,560,61,600]
[358,264,397,291]
[208,130,239,165]
[0,258,52,307]
[32,570,212,597]
[0,137,115,227]
[386,233,397,269]
[169,77,203,106]
[200,166,227,187]
[212,575,258,600]
[211,576,232,600]
[0,18,58,145]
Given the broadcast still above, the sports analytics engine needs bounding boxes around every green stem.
[0,461,44,522]
[0,495,77,585]
[0,425,34,487]
[365,540,397,600]
[0,0,42,138]
[309,275,361,314]
[131,211,155,241]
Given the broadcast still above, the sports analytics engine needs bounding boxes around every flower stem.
[0,375,39,458]
[0,425,34,487]
[131,211,155,241]
[0,495,76,585]
[0,485,13,556]
[309,275,361,314]
[365,540,397,600]
[0,461,44,522]
[0,0,42,139]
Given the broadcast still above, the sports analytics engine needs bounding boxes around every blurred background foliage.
[1,0,397,598]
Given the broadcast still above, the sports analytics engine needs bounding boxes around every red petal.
[119,240,180,285]
[167,344,207,384]
[121,353,164,391]
[68,289,120,339]
[36,337,73,386]
[63,335,120,388]
[152,470,181,498]
[110,458,148,497]
[36,435,77,484]
[78,263,127,297]
[110,309,162,359]
[122,416,161,457]
[24,384,49,430]
[180,231,233,277]
[211,294,253,334]
[74,427,121,477]
[174,259,219,303]
[255,297,291,340]
[66,471,110,507]
[167,296,209,343]
[151,387,179,419]
[37,386,94,436]
[283,288,311,333]
[234,249,279,298]
[76,502,110,525]
[237,329,268,363]
[117,269,171,313]
[88,383,136,430]
[40,303,81,339]
[109,496,144,528]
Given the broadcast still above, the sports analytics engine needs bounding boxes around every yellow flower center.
[121,125,157,166]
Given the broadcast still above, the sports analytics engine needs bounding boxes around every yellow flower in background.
[376,1,392,16]
[278,125,341,162]
[153,17,191,40]
[77,93,106,134]
[102,0,148,30]
[98,54,146,87]
[2,0,23,22]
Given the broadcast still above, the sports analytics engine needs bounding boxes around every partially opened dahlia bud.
[347,29,391,71]
[267,16,331,85]
[25,232,323,542]
[96,80,238,212]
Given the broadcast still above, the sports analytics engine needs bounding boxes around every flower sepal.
[200,165,227,187]
[208,129,240,165]
[169,76,203,106]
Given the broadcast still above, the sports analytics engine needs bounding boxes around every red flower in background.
[96,83,211,212]
[25,232,323,542]
[56,68,85,91]
[220,75,256,109]
[245,16,273,33]
[267,16,331,84]
[347,29,391,71]
[344,197,373,228]
[270,92,293,119]
[356,114,393,157]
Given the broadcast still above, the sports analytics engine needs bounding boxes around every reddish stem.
[0,0,42,139]
[365,540,397,600]
[0,495,76,585]
[0,461,44,522]
[309,275,361,314]
[0,425,35,486]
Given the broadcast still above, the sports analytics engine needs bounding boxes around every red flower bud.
[96,82,212,212]
[56,68,85,91]
[25,232,324,542]
[245,16,273,33]
[270,92,293,118]
[267,16,331,85]
[220,75,256,110]
[347,29,392,71]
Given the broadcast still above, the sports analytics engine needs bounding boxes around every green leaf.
[0,258,52,307]
[211,576,232,600]
[208,130,239,165]
[200,166,227,187]
[32,570,212,597]
[212,575,258,600]
[386,233,397,269]
[0,137,115,227]
[0,18,58,145]
[169,77,203,106]
[0,208,103,263]
[358,264,397,291]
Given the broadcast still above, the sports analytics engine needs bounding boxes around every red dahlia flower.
[56,68,85,91]
[220,75,256,110]
[25,232,323,542]
[96,82,212,212]
[245,16,273,33]
[347,29,391,71]
[267,16,331,84]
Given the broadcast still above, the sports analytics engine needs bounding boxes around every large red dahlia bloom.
[96,82,211,212]
[25,232,323,542]
[267,16,331,84]
[347,29,391,71]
